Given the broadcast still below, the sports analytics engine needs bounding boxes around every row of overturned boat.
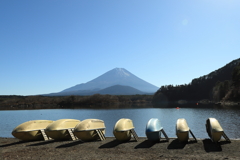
[11,117,231,143]
[146,117,231,143]
[12,118,138,142]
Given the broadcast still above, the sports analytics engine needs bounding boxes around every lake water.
[1,107,240,139]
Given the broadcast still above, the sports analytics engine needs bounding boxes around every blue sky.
[1,0,240,95]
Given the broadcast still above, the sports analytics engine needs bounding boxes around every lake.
[1,106,240,139]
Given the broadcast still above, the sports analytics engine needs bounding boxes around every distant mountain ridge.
[61,68,159,93]
[45,68,159,96]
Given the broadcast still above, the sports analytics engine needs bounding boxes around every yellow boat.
[45,119,80,140]
[113,118,136,142]
[12,120,54,141]
[206,118,223,142]
[74,119,106,141]
[176,118,190,142]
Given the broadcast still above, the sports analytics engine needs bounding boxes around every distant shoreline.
[0,95,153,110]
[1,102,239,110]
[1,95,239,110]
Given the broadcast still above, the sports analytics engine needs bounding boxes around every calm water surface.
[1,107,240,139]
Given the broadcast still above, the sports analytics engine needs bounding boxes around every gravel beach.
[1,137,240,160]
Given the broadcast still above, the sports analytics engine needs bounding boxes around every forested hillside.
[153,58,240,104]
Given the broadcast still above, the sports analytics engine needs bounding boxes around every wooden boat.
[145,118,163,141]
[74,119,106,141]
[206,118,224,142]
[45,119,80,140]
[113,118,138,142]
[12,120,54,141]
[176,118,190,142]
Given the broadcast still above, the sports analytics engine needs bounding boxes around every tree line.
[0,94,153,110]
[153,59,240,105]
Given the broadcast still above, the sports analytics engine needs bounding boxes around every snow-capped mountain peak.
[61,68,159,93]
[114,68,130,77]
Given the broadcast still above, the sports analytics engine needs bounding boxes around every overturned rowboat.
[206,118,230,142]
[145,118,169,141]
[176,118,197,143]
[113,118,138,142]
[12,120,54,141]
[45,119,80,140]
[74,119,106,141]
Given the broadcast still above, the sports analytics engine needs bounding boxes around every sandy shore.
[1,137,239,160]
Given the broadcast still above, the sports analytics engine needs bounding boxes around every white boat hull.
[176,118,190,143]
[206,118,223,142]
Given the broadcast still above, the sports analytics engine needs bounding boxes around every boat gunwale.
[46,128,75,131]
[146,130,162,133]
[12,129,43,133]
[176,130,189,133]
[114,128,134,132]
[74,127,106,132]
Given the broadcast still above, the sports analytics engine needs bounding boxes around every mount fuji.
[45,68,159,96]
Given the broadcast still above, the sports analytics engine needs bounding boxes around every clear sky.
[1,0,240,95]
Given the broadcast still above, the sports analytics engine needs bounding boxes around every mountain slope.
[44,85,149,96]
[61,68,159,93]
[153,58,240,103]
[98,85,146,95]
[191,58,240,85]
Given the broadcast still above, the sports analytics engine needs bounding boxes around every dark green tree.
[232,62,240,87]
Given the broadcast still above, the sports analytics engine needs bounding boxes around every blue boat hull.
[146,131,161,141]
[145,118,163,141]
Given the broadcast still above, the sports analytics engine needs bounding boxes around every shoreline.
[1,103,240,110]
[1,95,240,111]
[2,136,240,140]
[1,137,240,159]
